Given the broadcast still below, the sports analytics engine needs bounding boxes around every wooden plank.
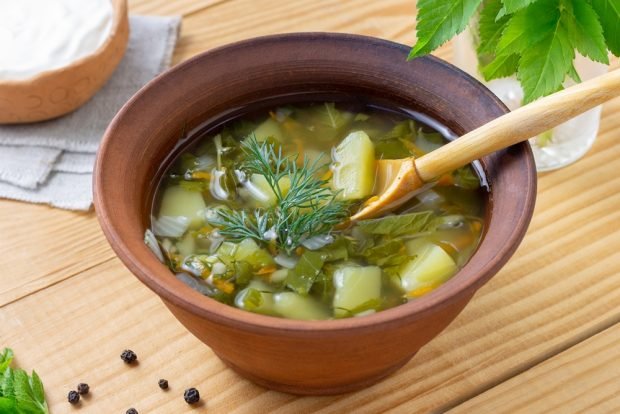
[128,0,229,17]
[167,0,424,64]
[449,324,620,414]
[0,201,114,306]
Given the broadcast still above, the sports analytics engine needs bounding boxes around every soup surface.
[146,102,486,320]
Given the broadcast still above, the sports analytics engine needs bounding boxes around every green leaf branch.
[410,0,619,103]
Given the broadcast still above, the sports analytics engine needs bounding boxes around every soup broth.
[146,102,486,320]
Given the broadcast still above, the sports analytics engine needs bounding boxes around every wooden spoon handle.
[415,70,620,182]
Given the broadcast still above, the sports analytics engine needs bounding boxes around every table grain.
[1,1,619,413]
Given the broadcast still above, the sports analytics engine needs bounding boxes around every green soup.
[146,102,486,320]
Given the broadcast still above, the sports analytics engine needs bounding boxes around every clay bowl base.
[217,351,416,395]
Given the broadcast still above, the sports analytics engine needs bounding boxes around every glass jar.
[453,27,608,172]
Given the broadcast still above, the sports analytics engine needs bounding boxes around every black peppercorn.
[67,390,80,404]
[183,387,200,404]
[158,379,169,390]
[126,408,138,414]
[76,382,89,395]
[120,349,137,364]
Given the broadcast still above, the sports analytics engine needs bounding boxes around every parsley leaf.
[517,4,575,102]
[0,348,48,414]
[411,0,617,104]
[477,0,511,56]
[590,0,620,56]
[481,52,520,80]
[567,0,609,63]
[495,1,558,57]
[409,0,483,59]
[500,0,538,15]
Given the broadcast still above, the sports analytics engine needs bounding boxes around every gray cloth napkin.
[0,15,181,210]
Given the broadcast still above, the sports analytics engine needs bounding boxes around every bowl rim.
[0,0,128,86]
[94,32,537,335]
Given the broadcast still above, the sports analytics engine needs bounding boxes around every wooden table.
[2,1,619,412]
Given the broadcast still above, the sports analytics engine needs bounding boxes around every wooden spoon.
[351,70,620,221]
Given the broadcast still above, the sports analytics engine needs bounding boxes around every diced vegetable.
[253,118,285,142]
[234,239,275,269]
[270,269,289,283]
[181,254,217,277]
[286,251,325,295]
[144,229,165,263]
[234,280,276,315]
[398,239,457,294]
[152,215,190,238]
[159,186,207,229]
[176,272,213,295]
[315,237,349,262]
[273,292,330,320]
[333,266,381,318]
[216,241,237,258]
[332,131,375,200]
[217,239,275,270]
[176,232,196,258]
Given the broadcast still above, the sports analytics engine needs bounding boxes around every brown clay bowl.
[0,0,129,124]
[94,33,536,395]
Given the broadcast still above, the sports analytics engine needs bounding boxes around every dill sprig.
[210,209,271,242]
[208,136,350,254]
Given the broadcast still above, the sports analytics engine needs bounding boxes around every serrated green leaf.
[29,372,45,406]
[0,352,48,414]
[567,0,609,63]
[480,52,520,80]
[409,0,483,58]
[0,368,15,399]
[500,0,538,14]
[13,369,34,402]
[518,7,575,102]
[0,396,17,412]
[496,0,559,56]
[477,0,511,55]
[11,369,47,414]
[567,63,581,83]
[0,349,13,374]
[590,0,620,56]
